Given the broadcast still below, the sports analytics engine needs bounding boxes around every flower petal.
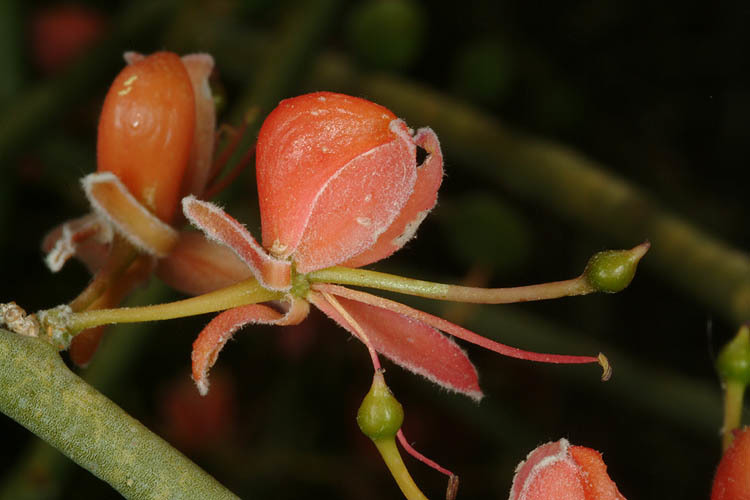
[292,119,417,272]
[42,213,111,273]
[180,53,216,198]
[256,92,403,259]
[156,231,253,296]
[182,196,291,291]
[569,446,627,500]
[510,439,585,500]
[308,290,482,400]
[192,297,309,395]
[314,283,600,366]
[343,126,443,268]
[83,172,179,257]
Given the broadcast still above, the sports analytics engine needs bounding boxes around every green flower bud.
[584,241,650,293]
[357,371,404,440]
[718,325,750,385]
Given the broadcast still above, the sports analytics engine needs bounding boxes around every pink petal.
[343,127,443,268]
[256,92,404,260]
[156,231,253,296]
[82,172,179,257]
[314,283,600,366]
[510,439,585,500]
[292,120,416,272]
[308,290,482,400]
[180,53,216,198]
[192,298,309,395]
[182,196,291,291]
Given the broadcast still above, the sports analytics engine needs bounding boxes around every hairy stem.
[0,328,238,499]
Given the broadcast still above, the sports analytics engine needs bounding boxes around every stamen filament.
[308,267,595,304]
[67,278,282,333]
[397,429,454,477]
[320,291,382,371]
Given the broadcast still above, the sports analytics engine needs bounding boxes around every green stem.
[67,278,282,333]
[0,328,238,499]
[308,266,594,303]
[722,379,746,451]
[224,0,342,174]
[372,439,429,500]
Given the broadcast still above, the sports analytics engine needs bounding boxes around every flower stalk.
[65,278,282,335]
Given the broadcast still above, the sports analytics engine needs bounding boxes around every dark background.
[1,0,748,498]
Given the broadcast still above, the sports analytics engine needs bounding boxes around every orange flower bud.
[510,439,627,500]
[712,426,750,500]
[97,51,196,223]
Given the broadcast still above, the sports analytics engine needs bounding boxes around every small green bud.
[584,241,650,293]
[357,371,404,440]
[718,325,750,385]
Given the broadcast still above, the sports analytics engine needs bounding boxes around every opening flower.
[41,51,220,365]
[170,91,644,398]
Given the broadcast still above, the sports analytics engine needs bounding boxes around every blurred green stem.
[0,328,238,499]
[0,0,22,101]
[306,52,750,325]
[223,0,341,172]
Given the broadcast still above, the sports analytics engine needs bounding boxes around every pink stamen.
[397,429,454,477]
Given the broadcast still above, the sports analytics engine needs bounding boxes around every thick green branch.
[306,53,750,325]
[0,328,238,500]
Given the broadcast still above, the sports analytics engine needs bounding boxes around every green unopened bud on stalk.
[718,325,750,385]
[357,371,428,500]
[584,241,650,293]
[357,370,404,440]
[717,325,750,450]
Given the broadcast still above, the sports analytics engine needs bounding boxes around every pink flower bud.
[712,427,750,500]
[509,439,627,500]
[255,91,442,273]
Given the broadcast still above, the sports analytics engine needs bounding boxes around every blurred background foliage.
[0,0,748,498]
